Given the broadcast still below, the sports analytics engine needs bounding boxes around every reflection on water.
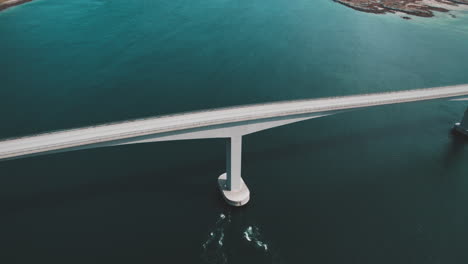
[201,213,231,264]
[201,211,275,264]
[243,226,269,252]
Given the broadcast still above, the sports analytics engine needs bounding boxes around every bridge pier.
[454,106,468,136]
[218,135,250,206]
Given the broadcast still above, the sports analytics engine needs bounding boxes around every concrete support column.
[217,135,250,206]
[226,136,242,191]
[461,107,468,128]
[454,106,468,136]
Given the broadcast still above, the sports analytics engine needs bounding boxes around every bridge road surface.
[1,84,468,161]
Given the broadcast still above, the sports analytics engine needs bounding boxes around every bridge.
[1,84,468,206]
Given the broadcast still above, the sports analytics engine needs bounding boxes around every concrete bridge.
[2,84,468,206]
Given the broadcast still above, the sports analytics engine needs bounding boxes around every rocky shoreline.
[334,0,468,18]
[1,0,467,18]
[0,0,33,11]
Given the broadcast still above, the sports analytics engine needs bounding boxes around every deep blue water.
[1,0,468,263]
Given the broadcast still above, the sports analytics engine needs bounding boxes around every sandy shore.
[0,0,33,11]
[424,0,468,10]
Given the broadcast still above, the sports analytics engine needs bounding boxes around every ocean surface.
[1,0,468,263]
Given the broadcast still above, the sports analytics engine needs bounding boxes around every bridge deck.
[1,84,468,160]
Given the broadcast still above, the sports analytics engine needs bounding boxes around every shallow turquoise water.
[1,0,468,263]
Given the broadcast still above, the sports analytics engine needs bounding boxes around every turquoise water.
[1,0,468,263]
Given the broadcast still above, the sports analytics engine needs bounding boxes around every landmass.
[334,0,468,18]
[0,0,33,11]
[1,0,467,18]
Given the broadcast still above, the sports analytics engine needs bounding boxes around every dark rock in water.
[401,16,412,20]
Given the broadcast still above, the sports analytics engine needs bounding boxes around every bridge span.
[1,84,468,206]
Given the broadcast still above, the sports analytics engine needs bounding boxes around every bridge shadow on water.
[443,130,468,168]
[0,141,238,262]
[245,114,453,163]
[0,156,223,216]
[0,149,281,263]
[2,112,468,263]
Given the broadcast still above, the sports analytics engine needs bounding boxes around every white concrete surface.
[451,98,468,101]
[226,136,242,192]
[1,84,468,161]
[218,173,250,206]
